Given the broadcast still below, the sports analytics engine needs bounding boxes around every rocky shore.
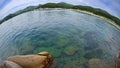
[0,52,54,68]
[0,51,120,68]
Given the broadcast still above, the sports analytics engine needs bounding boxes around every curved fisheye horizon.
[0,0,120,68]
[0,0,120,20]
[0,8,120,68]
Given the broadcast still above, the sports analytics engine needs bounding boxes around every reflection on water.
[0,9,120,67]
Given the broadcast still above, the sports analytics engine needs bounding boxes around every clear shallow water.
[0,9,120,67]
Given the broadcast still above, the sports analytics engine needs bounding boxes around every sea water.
[0,9,120,68]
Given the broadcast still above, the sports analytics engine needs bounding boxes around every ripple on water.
[0,9,120,67]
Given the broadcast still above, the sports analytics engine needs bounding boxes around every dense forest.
[0,2,120,26]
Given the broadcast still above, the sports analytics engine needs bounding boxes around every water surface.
[0,9,120,68]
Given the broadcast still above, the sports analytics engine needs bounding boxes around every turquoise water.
[0,9,120,67]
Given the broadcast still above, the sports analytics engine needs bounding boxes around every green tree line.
[0,2,120,26]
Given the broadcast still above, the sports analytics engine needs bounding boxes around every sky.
[0,0,120,19]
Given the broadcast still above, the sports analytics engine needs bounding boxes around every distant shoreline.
[34,8,120,30]
[0,2,120,29]
[72,9,120,30]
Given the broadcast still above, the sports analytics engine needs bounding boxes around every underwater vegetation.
[64,45,79,55]
[34,47,62,58]
[10,30,113,68]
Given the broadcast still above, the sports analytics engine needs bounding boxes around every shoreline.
[1,8,120,30]
[72,9,120,30]
[35,8,120,30]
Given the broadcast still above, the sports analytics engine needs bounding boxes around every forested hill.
[0,2,120,26]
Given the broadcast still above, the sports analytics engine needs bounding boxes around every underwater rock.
[89,58,103,68]
[3,61,22,68]
[7,52,54,68]
[117,59,120,68]
[84,49,104,59]
[55,36,68,47]
[83,31,99,50]
[104,61,115,68]
[117,53,120,68]
[19,44,34,54]
[64,45,79,55]
[63,59,86,68]
[0,65,4,68]
[37,40,46,46]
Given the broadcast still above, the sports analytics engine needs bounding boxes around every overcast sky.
[0,0,120,19]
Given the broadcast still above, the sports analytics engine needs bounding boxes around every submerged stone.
[89,58,103,68]
[63,58,87,68]
[84,49,104,59]
[64,45,79,55]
